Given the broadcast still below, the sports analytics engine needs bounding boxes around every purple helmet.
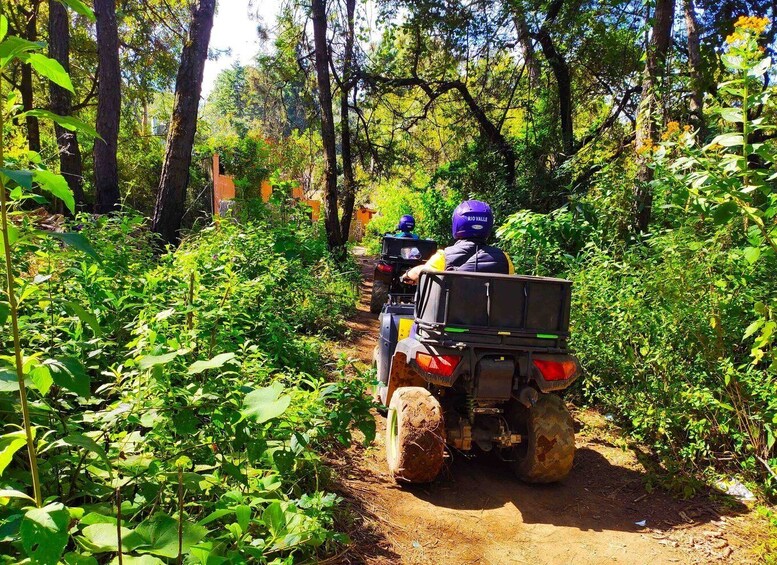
[452,200,493,240]
[398,214,415,232]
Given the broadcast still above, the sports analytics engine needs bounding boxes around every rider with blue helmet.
[392,214,419,239]
[404,200,514,282]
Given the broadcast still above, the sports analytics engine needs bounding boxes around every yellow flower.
[726,32,744,44]
[734,15,770,35]
[683,125,692,132]
[638,138,655,154]
[661,121,680,140]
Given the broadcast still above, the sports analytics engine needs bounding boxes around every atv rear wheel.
[511,394,575,483]
[386,386,444,483]
[370,280,389,313]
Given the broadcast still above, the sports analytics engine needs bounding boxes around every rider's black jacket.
[442,239,511,274]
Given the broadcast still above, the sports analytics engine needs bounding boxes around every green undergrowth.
[498,23,777,498]
[0,209,376,563]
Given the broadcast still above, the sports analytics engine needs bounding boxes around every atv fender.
[382,338,426,406]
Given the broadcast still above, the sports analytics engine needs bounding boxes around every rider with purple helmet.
[404,200,514,282]
[391,214,420,239]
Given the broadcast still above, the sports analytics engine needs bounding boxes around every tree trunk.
[20,2,41,152]
[151,0,216,245]
[93,0,121,213]
[49,0,85,212]
[535,0,574,156]
[683,0,704,133]
[453,82,517,189]
[312,0,344,251]
[512,2,540,89]
[339,0,357,241]
[634,0,676,233]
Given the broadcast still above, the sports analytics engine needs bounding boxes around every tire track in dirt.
[332,249,753,564]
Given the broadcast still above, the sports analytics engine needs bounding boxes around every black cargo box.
[415,271,572,342]
[381,237,438,261]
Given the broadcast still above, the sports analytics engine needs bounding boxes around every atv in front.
[369,236,438,313]
[374,270,580,483]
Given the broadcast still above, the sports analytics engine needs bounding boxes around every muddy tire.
[370,280,389,313]
[386,386,444,483]
[512,394,575,483]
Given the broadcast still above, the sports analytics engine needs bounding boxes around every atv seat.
[414,270,572,350]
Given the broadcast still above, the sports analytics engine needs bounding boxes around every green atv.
[373,270,580,483]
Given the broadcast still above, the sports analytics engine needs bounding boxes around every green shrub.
[496,17,777,492]
[0,207,374,563]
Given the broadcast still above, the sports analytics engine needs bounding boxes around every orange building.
[212,153,320,222]
[350,205,376,241]
[212,154,235,214]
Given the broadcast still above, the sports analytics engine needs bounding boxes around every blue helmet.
[452,200,493,240]
[398,214,415,232]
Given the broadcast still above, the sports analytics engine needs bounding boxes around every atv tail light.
[416,353,461,377]
[376,263,394,274]
[532,359,577,381]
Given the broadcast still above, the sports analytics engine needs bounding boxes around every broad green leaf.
[241,382,292,423]
[189,542,220,565]
[262,502,286,538]
[80,523,144,552]
[721,53,747,71]
[20,503,70,564]
[43,231,100,260]
[44,357,90,398]
[187,352,236,374]
[134,513,207,558]
[20,53,74,93]
[138,351,180,370]
[54,433,111,471]
[235,504,251,532]
[0,15,7,42]
[20,109,100,139]
[358,417,377,445]
[62,552,99,565]
[58,0,96,21]
[712,201,739,225]
[33,169,75,213]
[744,319,764,340]
[196,508,233,526]
[0,302,9,326]
[0,36,43,67]
[0,369,19,392]
[0,488,36,504]
[749,56,772,77]
[719,107,744,123]
[0,168,33,189]
[64,301,102,336]
[110,556,165,565]
[0,430,27,476]
[0,224,19,255]
[154,308,175,321]
[80,513,116,526]
[29,364,53,395]
[743,246,761,264]
[708,133,744,148]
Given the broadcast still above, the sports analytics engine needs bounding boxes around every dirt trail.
[332,249,756,565]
